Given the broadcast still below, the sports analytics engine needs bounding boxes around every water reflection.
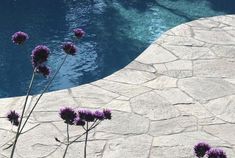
[0,0,234,98]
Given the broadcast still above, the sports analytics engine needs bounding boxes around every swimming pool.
[0,0,235,98]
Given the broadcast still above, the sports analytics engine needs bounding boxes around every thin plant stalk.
[59,120,102,157]
[10,69,36,158]
[63,124,70,158]
[19,54,68,134]
[69,120,101,145]
[84,122,89,158]
[6,54,68,152]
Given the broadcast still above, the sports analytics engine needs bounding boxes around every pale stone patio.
[0,15,235,157]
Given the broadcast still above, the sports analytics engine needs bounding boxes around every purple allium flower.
[62,42,77,55]
[103,109,111,120]
[36,65,50,77]
[31,45,50,67]
[74,117,86,126]
[194,142,211,157]
[59,107,77,125]
[93,110,105,120]
[73,28,85,39]
[6,110,20,126]
[207,148,227,158]
[78,109,95,122]
[12,31,29,45]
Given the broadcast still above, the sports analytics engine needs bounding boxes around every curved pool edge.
[0,14,235,157]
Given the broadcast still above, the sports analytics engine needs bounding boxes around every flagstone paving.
[0,15,235,158]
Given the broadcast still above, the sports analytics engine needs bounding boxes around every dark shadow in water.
[154,1,195,21]
[107,0,235,20]
[72,2,149,84]
[162,0,235,14]
[105,0,195,20]
[188,0,235,14]
[104,0,157,12]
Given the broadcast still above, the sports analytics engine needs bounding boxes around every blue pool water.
[0,0,235,98]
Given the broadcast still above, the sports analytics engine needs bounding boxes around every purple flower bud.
[103,109,111,120]
[12,31,29,45]
[194,142,211,157]
[62,42,77,55]
[31,45,50,67]
[6,110,20,126]
[59,107,77,125]
[78,109,95,122]
[93,110,105,120]
[73,28,85,39]
[207,148,227,158]
[36,65,50,77]
[74,117,85,126]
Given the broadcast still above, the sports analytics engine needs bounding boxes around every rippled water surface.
[0,0,235,98]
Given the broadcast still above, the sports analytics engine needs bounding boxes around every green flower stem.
[10,69,36,158]
[62,124,70,158]
[19,54,68,134]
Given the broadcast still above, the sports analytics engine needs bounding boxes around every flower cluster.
[31,45,51,77]
[62,42,77,55]
[73,28,85,39]
[59,107,77,125]
[62,28,85,55]
[12,31,29,45]
[36,65,51,77]
[194,142,211,157]
[31,45,50,67]
[194,142,227,158]
[207,148,227,158]
[6,110,20,126]
[59,107,111,126]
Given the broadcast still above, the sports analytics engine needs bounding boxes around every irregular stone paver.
[175,103,213,119]
[163,45,216,60]
[149,116,197,136]
[178,77,235,103]
[194,59,235,78]
[1,15,235,157]
[204,95,235,123]
[144,75,177,89]
[96,111,149,134]
[135,44,177,64]
[154,88,194,104]
[104,68,156,84]
[103,135,152,158]
[130,91,180,120]
[194,29,235,44]
[211,45,235,58]
[204,124,235,145]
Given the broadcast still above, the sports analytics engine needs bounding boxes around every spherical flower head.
[73,28,85,39]
[103,109,111,120]
[12,31,29,45]
[62,42,77,55]
[36,65,50,77]
[207,148,227,158]
[78,109,95,122]
[59,107,77,125]
[93,110,105,120]
[31,45,50,67]
[74,117,86,126]
[6,110,20,126]
[194,142,211,157]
